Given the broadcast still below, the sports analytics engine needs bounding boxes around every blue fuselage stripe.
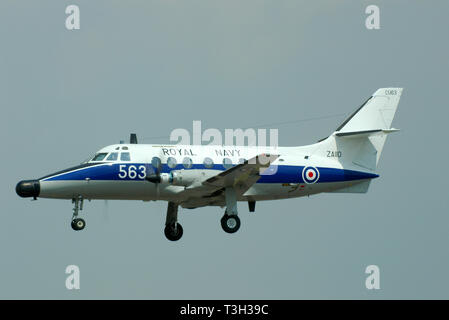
[42,163,379,183]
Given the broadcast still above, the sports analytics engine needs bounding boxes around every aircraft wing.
[203,154,279,188]
[178,154,279,206]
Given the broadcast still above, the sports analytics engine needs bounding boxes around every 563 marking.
[118,164,146,179]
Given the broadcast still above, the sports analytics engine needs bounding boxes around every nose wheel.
[70,197,86,231]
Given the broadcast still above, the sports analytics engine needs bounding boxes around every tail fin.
[335,88,403,133]
[313,88,403,172]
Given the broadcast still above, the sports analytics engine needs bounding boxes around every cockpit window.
[106,152,118,161]
[91,153,108,161]
[120,152,131,161]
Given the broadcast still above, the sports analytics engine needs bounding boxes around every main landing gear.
[221,213,241,233]
[220,187,241,234]
[162,190,242,240]
[71,197,86,231]
[164,202,183,241]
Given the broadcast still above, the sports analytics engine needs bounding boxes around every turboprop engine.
[146,169,220,188]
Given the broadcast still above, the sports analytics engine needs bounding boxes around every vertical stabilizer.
[312,88,403,171]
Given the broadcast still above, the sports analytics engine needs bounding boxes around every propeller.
[146,157,162,183]
[102,200,109,223]
[146,157,162,198]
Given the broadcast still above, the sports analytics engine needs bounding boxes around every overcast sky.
[1,0,448,299]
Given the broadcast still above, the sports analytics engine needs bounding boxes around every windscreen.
[91,153,108,161]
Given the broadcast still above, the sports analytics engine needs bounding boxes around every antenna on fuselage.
[130,133,138,144]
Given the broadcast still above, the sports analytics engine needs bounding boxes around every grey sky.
[1,0,448,299]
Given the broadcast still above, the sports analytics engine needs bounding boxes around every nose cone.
[16,180,40,198]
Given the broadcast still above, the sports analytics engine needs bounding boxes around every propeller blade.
[102,200,109,223]
[146,157,162,183]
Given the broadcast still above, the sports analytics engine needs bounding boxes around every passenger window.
[106,152,118,161]
[182,157,193,169]
[91,153,108,161]
[238,158,246,164]
[203,157,214,169]
[222,158,233,169]
[167,157,177,169]
[120,152,131,161]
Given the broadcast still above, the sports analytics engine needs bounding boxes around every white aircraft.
[16,88,402,241]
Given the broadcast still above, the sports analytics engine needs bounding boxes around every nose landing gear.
[71,197,86,231]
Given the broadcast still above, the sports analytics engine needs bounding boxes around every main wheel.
[71,218,86,231]
[164,223,183,241]
[221,214,241,233]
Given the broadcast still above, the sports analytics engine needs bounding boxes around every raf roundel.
[302,166,320,184]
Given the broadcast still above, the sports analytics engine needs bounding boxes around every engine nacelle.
[159,170,220,187]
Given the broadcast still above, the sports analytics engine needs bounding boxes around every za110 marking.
[327,150,342,158]
[118,164,146,179]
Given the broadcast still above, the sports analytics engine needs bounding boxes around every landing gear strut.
[71,197,86,231]
[164,202,183,241]
[220,187,241,234]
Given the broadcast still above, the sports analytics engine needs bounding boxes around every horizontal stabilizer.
[335,128,400,138]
